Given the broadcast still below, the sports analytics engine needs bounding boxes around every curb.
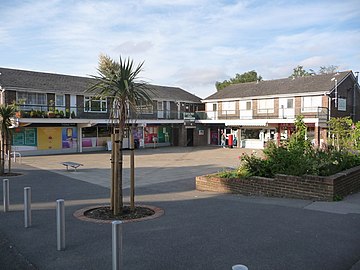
[73,204,164,224]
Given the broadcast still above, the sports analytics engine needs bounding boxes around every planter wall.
[196,165,360,201]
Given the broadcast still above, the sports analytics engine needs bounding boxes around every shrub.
[240,116,360,178]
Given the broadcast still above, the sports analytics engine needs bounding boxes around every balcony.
[195,107,329,121]
[14,104,196,121]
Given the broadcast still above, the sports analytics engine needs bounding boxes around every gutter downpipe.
[353,72,359,122]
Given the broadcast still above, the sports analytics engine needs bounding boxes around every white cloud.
[0,0,359,98]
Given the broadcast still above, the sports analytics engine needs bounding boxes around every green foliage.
[216,169,240,178]
[216,165,251,179]
[0,104,17,174]
[318,65,338,74]
[215,70,262,91]
[290,65,339,78]
[289,65,312,78]
[328,117,358,151]
[241,116,360,178]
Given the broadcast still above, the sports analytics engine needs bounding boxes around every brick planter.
[196,165,360,201]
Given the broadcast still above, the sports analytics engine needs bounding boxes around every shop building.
[0,67,204,155]
[197,71,360,149]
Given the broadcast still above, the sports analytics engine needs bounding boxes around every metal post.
[24,187,31,228]
[130,126,135,211]
[56,199,65,251]
[112,221,123,270]
[3,179,9,212]
[232,265,249,270]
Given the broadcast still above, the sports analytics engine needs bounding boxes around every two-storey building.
[0,67,205,155]
[198,71,359,149]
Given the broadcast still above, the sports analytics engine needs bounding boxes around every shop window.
[241,129,261,140]
[82,126,97,137]
[12,128,37,146]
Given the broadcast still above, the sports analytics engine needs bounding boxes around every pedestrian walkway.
[0,146,359,270]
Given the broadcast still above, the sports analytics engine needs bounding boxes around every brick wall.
[196,165,360,201]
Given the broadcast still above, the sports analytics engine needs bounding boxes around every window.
[17,92,47,111]
[222,101,236,114]
[287,99,294,109]
[338,98,346,111]
[246,101,251,110]
[55,95,65,111]
[136,104,153,114]
[84,97,107,112]
[301,96,322,112]
[157,101,163,111]
[258,99,274,113]
[213,103,217,111]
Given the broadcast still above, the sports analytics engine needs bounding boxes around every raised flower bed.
[196,165,360,201]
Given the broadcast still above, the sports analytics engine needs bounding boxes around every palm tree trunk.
[113,132,120,215]
[0,133,5,175]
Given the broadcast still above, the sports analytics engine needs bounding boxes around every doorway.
[186,128,194,146]
[173,128,179,146]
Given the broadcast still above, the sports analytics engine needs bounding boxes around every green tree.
[318,65,338,74]
[288,115,312,153]
[87,55,152,215]
[328,117,355,151]
[0,104,16,175]
[215,70,262,91]
[289,65,312,78]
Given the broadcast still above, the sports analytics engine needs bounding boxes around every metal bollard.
[112,221,123,270]
[3,179,9,212]
[24,187,31,228]
[232,265,249,270]
[56,199,65,251]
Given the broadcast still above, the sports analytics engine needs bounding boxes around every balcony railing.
[14,104,196,121]
[14,104,329,122]
[195,107,329,121]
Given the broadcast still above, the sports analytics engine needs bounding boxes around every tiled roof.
[0,67,201,103]
[204,71,352,100]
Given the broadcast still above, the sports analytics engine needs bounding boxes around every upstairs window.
[84,97,107,112]
[55,94,65,111]
[136,103,153,114]
[301,96,322,112]
[287,98,294,109]
[258,99,274,113]
[246,101,252,110]
[17,92,46,111]
[222,101,236,114]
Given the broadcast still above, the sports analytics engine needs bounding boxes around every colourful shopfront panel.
[13,128,37,146]
[37,127,62,150]
[62,127,78,149]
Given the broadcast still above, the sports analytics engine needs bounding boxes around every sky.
[1,0,359,99]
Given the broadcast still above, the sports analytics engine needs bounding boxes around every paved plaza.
[0,146,360,269]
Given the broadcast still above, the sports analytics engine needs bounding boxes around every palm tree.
[0,104,16,175]
[87,55,152,215]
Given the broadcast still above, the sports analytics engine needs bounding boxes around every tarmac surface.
[0,146,360,270]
